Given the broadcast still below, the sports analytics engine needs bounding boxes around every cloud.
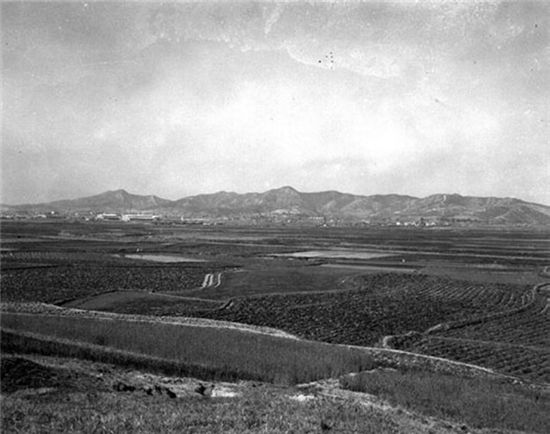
[1,2,549,205]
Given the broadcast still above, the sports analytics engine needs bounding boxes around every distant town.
[0,209,494,228]
[2,187,548,227]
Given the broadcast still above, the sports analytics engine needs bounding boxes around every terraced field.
[441,294,550,348]
[193,274,533,347]
[402,338,550,383]
[396,285,550,382]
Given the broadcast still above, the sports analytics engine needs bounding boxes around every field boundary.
[1,308,518,384]
[1,325,509,384]
[334,343,519,382]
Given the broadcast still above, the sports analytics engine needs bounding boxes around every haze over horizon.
[2,2,549,205]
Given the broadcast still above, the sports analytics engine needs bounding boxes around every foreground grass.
[340,368,550,433]
[2,387,407,434]
[1,313,383,384]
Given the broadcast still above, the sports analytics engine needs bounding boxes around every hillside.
[5,353,545,434]
[7,187,550,225]
[10,190,172,214]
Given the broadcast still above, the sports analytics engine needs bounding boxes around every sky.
[1,1,549,205]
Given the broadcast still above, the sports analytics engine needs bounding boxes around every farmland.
[196,274,534,347]
[1,219,549,432]
[0,263,215,303]
[1,221,549,377]
[1,312,384,385]
[392,283,550,382]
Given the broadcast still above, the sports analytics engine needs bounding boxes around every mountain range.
[4,187,550,225]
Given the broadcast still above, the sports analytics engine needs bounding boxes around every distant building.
[121,214,159,222]
[96,213,121,221]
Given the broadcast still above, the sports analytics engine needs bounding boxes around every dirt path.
[428,336,550,353]
[201,272,222,288]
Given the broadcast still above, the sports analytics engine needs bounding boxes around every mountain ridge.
[5,187,550,225]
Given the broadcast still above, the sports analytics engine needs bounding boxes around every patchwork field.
[1,220,549,433]
[1,221,549,382]
[194,274,536,348]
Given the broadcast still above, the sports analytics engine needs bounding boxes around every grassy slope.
[0,354,500,434]
[2,352,549,433]
[341,369,550,433]
[2,389,402,434]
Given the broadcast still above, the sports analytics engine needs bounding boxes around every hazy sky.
[2,1,549,204]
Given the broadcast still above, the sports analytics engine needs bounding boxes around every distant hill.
[10,189,172,213]
[7,187,550,225]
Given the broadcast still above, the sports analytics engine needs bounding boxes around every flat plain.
[1,220,549,432]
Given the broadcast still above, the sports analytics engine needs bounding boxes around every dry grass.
[340,368,550,433]
[1,386,407,434]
